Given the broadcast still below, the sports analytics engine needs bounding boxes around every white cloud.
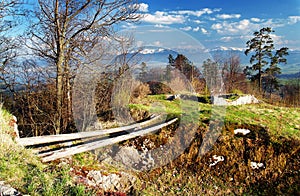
[210,16,298,35]
[180,26,192,31]
[170,8,220,17]
[270,34,289,47]
[121,22,137,29]
[288,16,300,24]
[142,11,185,24]
[211,19,259,34]
[220,36,234,42]
[138,3,149,12]
[211,23,222,30]
[201,28,209,34]
[194,20,203,24]
[193,27,200,32]
[129,3,149,12]
[212,46,244,51]
[216,14,241,19]
[237,19,250,30]
[213,8,222,12]
[251,18,261,22]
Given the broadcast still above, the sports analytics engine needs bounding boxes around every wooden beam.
[16,115,161,146]
[40,118,178,162]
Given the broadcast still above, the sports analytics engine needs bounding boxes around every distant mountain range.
[210,48,300,76]
[130,46,300,77]
[278,72,300,79]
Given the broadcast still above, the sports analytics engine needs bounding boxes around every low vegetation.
[1,93,299,195]
[127,94,300,195]
[0,105,96,195]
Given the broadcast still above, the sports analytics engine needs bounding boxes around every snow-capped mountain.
[127,46,179,64]
[210,46,244,52]
[124,46,299,74]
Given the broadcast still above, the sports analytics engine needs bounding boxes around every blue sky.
[121,0,300,51]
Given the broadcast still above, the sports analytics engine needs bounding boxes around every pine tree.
[165,54,174,82]
[244,27,288,94]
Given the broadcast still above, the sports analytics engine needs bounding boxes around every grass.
[0,104,96,195]
[130,94,299,140]
[225,103,300,140]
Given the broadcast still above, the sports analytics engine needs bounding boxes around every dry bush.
[191,78,206,94]
[131,82,151,101]
[147,81,174,95]
[94,75,114,121]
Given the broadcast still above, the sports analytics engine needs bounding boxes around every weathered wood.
[16,115,161,146]
[40,118,178,162]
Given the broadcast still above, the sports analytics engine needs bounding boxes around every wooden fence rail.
[16,115,178,162]
[40,118,178,162]
[16,115,160,146]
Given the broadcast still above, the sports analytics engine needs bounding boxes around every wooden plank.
[16,115,161,146]
[40,118,178,162]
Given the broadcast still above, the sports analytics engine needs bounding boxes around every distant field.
[279,63,300,74]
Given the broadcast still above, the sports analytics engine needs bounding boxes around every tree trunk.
[258,68,262,93]
[64,61,72,132]
[56,54,64,134]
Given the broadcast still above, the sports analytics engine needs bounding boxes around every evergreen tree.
[264,47,288,95]
[174,54,193,80]
[165,54,174,82]
[138,62,147,81]
[244,27,288,93]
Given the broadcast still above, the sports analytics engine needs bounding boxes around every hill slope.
[1,98,299,195]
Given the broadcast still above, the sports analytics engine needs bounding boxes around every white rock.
[250,161,264,169]
[230,95,260,105]
[234,129,251,135]
[0,181,20,196]
[209,155,224,167]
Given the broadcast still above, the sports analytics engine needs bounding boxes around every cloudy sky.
[122,0,300,51]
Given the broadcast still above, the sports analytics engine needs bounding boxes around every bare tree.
[24,0,141,134]
[222,53,245,93]
[0,0,21,80]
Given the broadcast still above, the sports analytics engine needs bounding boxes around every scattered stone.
[114,146,141,168]
[209,155,224,167]
[234,129,251,135]
[250,161,264,169]
[87,170,136,192]
[0,181,21,196]
[114,144,156,171]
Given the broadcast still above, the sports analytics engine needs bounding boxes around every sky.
[120,0,300,52]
